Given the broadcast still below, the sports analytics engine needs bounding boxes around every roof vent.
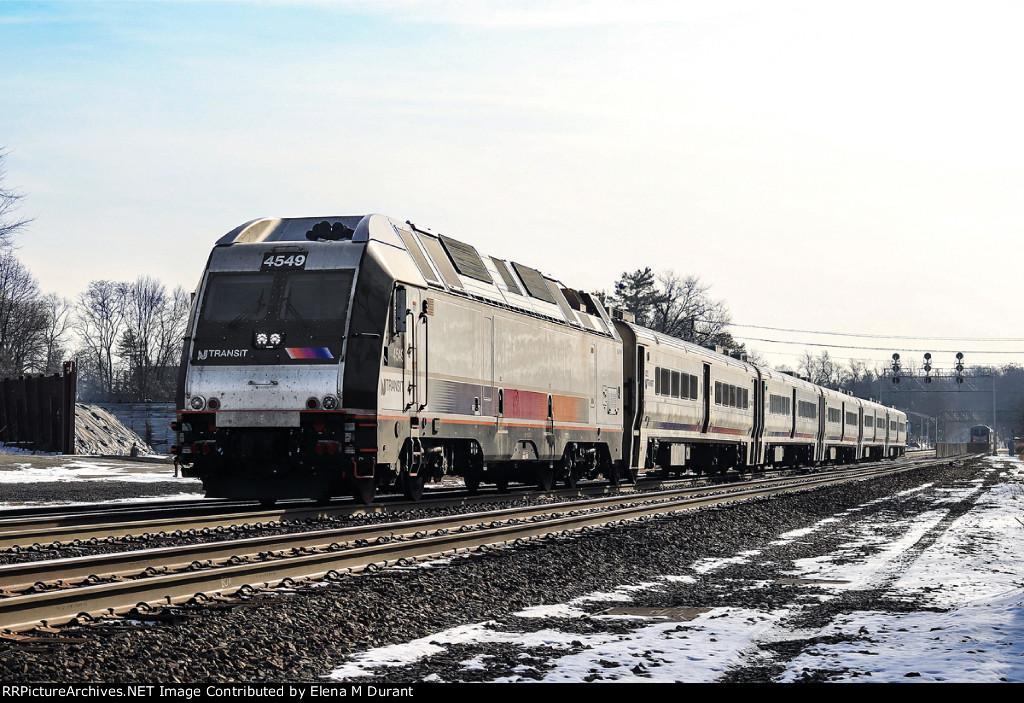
[608,307,635,323]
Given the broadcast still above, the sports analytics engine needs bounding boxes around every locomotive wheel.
[351,477,375,505]
[401,472,425,501]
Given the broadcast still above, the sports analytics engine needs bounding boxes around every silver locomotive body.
[175,214,624,502]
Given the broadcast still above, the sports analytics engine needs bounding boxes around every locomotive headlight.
[322,395,338,410]
[189,396,206,411]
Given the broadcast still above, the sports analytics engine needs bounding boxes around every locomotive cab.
[174,216,390,502]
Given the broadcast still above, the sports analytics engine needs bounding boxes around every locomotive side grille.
[511,262,557,304]
[439,234,493,284]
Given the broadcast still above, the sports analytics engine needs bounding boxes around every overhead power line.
[732,335,1024,355]
[731,323,1024,343]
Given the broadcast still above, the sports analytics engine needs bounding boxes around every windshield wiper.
[225,290,267,333]
[283,296,315,335]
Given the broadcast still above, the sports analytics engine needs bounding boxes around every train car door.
[701,364,711,434]
[628,346,645,469]
[790,389,797,439]
[858,408,865,458]
[816,395,825,461]
[752,375,764,465]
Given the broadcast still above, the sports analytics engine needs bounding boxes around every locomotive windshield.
[201,274,273,322]
[192,269,355,365]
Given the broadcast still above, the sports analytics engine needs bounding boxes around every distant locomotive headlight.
[189,396,206,411]
[254,330,285,349]
[322,395,338,410]
[306,397,320,410]
[207,397,220,410]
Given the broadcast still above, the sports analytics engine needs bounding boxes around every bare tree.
[37,293,73,374]
[75,280,128,400]
[798,350,848,389]
[649,271,732,346]
[0,251,47,377]
[150,284,190,392]
[609,268,734,348]
[119,276,166,400]
[0,148,33,246]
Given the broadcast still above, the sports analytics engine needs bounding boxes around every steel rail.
[0,458,948,633]
[0,455,952,550]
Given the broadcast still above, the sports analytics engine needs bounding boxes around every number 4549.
[263,254,306,268]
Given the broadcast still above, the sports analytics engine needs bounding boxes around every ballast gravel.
[0,460,992,682]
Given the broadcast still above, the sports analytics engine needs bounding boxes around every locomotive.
[969,425,996,454]
[172,214,906,503]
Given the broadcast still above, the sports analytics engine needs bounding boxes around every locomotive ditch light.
[254,330,285,349]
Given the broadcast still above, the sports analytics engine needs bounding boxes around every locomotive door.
[401,289,419,412]
[482,316,493,415]
[401,289,429,412]
[415,296,430,411]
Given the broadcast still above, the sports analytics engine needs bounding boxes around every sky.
[2,1,1024,370]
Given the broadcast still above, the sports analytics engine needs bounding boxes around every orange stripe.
[369,414,621,432]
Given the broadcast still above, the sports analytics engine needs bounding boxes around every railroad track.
[0,455,948,552]
[0,456,956,634]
